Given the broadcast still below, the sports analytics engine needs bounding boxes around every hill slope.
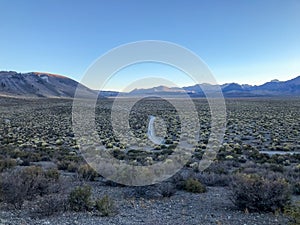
[0,71,96,98]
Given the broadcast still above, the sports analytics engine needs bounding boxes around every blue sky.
[0,0,300,90]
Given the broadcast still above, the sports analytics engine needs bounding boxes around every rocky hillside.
[0,71,96,98]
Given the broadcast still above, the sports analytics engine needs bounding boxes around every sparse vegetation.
[0,97,299,223]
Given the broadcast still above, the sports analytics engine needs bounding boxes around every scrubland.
[0,97,299,225]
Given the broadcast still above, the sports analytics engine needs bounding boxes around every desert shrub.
[68,185,93,211]
[169,169,195,190]
[20,166,54,197]
[67,161,78,172]
[284,166,300,195]
[57,160,75,171]
[30,194,68,218]
[40,154,51,162]
[292,181,300,195]
[184,178,207,193]
[239,165,264,175]
[248,151,270,164]
[77,164,98,181]
[27,152,43,162]
[239,164,285,182]
[57,160,69,170]
[230,173,291,212]
[159,182,177,197]
[284,202,300,225]
[45,168,60,181]
[0,171,26,209]
[95,195,116,216]
[0,166,61,209]
[196,172,231,187]
[268,163,284,173]
[111,149,126,160]
[208,163,228,174]
[0,158,16,172]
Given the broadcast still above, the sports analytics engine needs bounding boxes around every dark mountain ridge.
[121,76,300,98]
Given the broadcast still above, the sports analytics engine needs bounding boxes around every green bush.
[184,178,207,193]
[95,195,116,216]
[285,202,300,225]
[68,185,93,212]
[230,173,291,212]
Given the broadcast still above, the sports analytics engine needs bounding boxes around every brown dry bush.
[230,173,291,212]
[30,194,68,218]
[0,166,61,209]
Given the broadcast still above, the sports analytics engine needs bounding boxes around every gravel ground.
[0,184,289,225]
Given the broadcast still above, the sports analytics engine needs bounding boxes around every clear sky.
[0,0,300,90]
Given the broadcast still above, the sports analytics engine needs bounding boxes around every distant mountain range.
[103,75,300,98]
[1,71,300,98]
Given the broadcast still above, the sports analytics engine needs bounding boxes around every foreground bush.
[184,178,207,193]
[0,166,61,209]
[68,185,93,211]
[230,173,291,212]
[68,186,117,216]
[95,195,116,216]
[30,194,68,218]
